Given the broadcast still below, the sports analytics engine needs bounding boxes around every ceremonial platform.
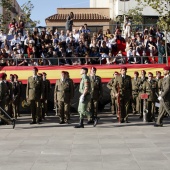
[1,64,167,84]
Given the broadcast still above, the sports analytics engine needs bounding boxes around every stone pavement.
[1,113,170,170]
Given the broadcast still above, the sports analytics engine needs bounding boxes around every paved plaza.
[1,113,170,170]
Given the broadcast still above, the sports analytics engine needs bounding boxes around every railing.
[0,55,167,66]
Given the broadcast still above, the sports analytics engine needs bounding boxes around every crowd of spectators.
[0,17,167,66]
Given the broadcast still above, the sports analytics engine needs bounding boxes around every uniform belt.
[29,88,35,90]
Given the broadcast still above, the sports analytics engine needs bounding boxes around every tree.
[19,0,40,28]
[135,0,170,65]
[0,0,13,30]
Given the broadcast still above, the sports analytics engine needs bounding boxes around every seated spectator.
[128,50,141,64]
[149,26,156,37]
[145,35,157,56]
[66,43,73,65]
[27,52,38,66]
[27,41,34,57]
[156,28,164,40]
[16,43,24,54]
[136,35,145,56]
[59,30,66,48]
[54,28,60,36]
[73,29,80,44]
[97,29,104,42]
[99,41,109,61]
[90,47,101,64]
[0,30,7,47]
[76,41,86,64]
[113,50,126,64]
[106,50,114,64]
[83,24,91,34]
[66,32,75,44]
[17,54,28,66]
[105,29,111,37]
[109,34,117,52]
[10,34,21,49]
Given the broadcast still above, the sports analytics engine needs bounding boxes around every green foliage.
[136,0,170,31]
[0,0,13,30]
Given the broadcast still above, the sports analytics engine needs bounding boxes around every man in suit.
[14,74,23,117]
[26,67,44,124]
[107,71,119,117]
[88,67,102,123]
[155,66,170,127]
[54,71,73,124]
[113,66,132,123]
[142,72,158,122]
[65,71,74,120]
[131,71,141,114]
[42,72,51,119]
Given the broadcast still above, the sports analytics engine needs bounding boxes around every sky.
[17,0,90,26]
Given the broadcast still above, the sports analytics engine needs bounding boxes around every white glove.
[158,96,162,101]
[80,95,85,103]
[159,91,162,95]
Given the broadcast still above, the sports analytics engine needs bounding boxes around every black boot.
[74,119,84,128]
[93,117,99,127]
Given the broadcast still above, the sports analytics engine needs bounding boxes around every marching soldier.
[10,74,20,119]
[74,67,97,128]
[26,67,44,124]
[42,72,51,119]
[142,72,158,122]
[131,71,141,114]
[14,74,23,117]
[139,70,148,118]
[65,71,74,120]
[54,71,73,124]
[113,66,132,123]
[154,71,163,114]
[88,67,102,122]
[155,66,170,127]
[107,71,119,117]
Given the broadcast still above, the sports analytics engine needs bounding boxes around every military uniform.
[26,75,43,123]
[156,66,170,126]
[131,76,141,114]
[107,77,117,115]
[10,81,20,119]
[0,79,11,124]
[113,70,132,122]
[142,77,158,121]
[89,75,102,118]
[54,78,73,123]
[78,74,91,119]
[138,75,148,118]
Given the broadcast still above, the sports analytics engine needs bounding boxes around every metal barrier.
[0,55,167,66]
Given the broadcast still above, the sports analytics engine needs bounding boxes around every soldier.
[65,71,74,120]
[88,67,102,122]
[14,74,23,117]
[107,71,119,117]
[154,71,163,115]
[142,72,158,122]
[131,71,141,114]
[74,67,97,128]
[3,73,12,117]
[0,73,11,125]
[113,66,132,123]
[155,66,170,127]
[54,71,73,124]
[10,74,20,119]
[139,70,148,118]
[26,67,44,124]
[42,72,51,119]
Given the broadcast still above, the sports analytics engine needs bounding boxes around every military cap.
[10,74,14,77]
[148,72,153,76]
[61,71,66,74]
[81,67,88,72]
[42,72,47,75]
[120,66,127,70]
[141,70,146,74]
[91,67,97,71]
[65,71,69,75]
[114,71,119,75]
[134,71,139,75]
[156,71,161,75]
[14,74,18,78]
[163,66,170,71]
[38,73,43,76]
[33,67,38,71]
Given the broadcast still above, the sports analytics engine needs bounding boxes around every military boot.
[74,119,84,128]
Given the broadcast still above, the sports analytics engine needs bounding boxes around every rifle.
[117,82,121,123]
[0,106,15,129]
